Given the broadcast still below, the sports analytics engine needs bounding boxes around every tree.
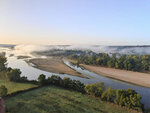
[38,74,46,85]
[62,77,73,88]
[107,59,115,68]
[0,85,7,97]
[49,75,62,86]
[84,83,105,97]
[6,69,21,82]
[101,90,107,101]
[94,82,105,97]
[0,56,7,71]
[84,84,98,95]
[106,86,115,102]
[114,89,143,111]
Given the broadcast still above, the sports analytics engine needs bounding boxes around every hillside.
[5,86,136,113]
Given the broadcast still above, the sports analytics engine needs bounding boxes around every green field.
[0,79,37,94]
[5,86,134,113]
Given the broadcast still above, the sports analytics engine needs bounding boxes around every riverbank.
[81,64,150,88]
[29,57,87,78]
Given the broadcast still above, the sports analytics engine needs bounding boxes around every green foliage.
[84,82,143,112]
[106,86,115,102]
[39,75,85,93]
[5,68,28,82]
[47,75,62,86]
[6,69,22,82]
[101,90,107,101]
[84,82,105,96]
[62,77,73,88]
[70,53,150,72]
[38,74,46,85]
[0,85,8,97]
[114,89,144,112]
[0,56,7,71]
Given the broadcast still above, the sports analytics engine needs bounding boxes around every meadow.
[0,79,37,94]
[5,86,135,113]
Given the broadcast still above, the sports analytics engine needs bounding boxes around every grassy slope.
[5,86,134,113]
[0,79,37,94]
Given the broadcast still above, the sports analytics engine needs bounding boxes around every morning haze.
[0,1,150,113]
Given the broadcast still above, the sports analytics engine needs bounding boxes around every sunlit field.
[0,79,37,94]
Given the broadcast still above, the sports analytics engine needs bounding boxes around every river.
[1,47,150,108]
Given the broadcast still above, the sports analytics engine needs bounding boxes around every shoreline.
[81,64,150,88]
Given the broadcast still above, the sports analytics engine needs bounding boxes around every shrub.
[38,74,46,85]
[106,86,115,102]
[101,90,107,101]
[114,89,143,112]
[45,75,85,93]
[6,69,22,82]
[0,56,7,71]
[62,77,73,88]
[0,85,8,97]
[73,80,85,93]
[48,75,62,86]
[84,82,105,97]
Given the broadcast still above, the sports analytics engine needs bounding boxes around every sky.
[0,0,150,45]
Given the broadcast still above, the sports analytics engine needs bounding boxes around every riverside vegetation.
[69,52,150,73]
[0,55,149,112]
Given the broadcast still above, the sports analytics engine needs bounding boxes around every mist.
[11,44,150,55]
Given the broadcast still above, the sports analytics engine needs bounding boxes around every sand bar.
[81,64,150,88]
[29,57,87,78]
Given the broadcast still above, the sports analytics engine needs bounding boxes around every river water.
[0,47,150,108]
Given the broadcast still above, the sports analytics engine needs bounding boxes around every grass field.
[0,79,37,94]
[5,86,134,113]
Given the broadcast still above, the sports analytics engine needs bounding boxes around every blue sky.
[0,0,150,45]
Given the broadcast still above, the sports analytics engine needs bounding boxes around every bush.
[114,89,143,112]
[73,80,85,93]
[6,69,22,82]
[0,85,8,97]
[62,77,73,88]
[48,75,62,86]
[84,82,105,96]
[38,74,46,85]
[0,56,7,71]
[106,86,115,102]
[85,82,143,112]
[41,75,85,93]
[100,91,107,101]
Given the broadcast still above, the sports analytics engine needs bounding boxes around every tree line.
[69,53,150,72]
